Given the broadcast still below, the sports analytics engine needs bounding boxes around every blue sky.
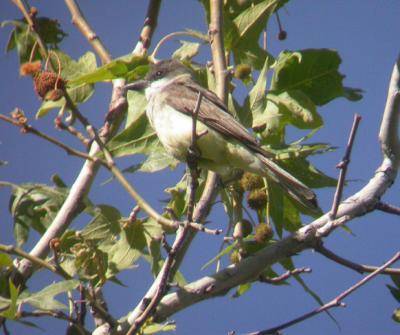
[1,1,400,334]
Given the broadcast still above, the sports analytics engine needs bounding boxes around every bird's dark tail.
[258,155,320,214]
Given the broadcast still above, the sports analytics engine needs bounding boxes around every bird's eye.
[155,70,163,77]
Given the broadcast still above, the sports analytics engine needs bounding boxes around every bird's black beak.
[124,80,149,91]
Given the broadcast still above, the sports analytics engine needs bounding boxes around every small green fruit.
[254,223,273,243]
[240,172,264,191]
[234,64,252,80]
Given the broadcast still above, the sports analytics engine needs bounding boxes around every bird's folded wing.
[164,77,272,158]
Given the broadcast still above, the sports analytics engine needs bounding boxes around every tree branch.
[316,243,400,275]
[0,112,96,162]
[248,252,400,335]
[64,0,112,64]
[376,201,400,215]
[329,113,362,220]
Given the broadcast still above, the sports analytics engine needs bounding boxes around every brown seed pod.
[278,30,288,40]
[33,71,65,99]
[247,189,268,210]
[20,61,42,76]
[254,223,273,243]
[240,172,264,191]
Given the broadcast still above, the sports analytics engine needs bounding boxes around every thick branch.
[151,54,400,322]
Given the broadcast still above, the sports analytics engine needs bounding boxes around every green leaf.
[245,56,270,129]
[231,0,278,69]
[7,183,71,246]
[232,282,252,298]
[202,241,237,270]
[124,152,179,174]
[233,0,277,41]
[0,280,19,319]
[71,241,109,286]
[80,205,121,241]
[142,321,176,334]
[279,158,337,189]
[391,274,400,289]
[271,49,363,106]
[106,112,159,158]
[126,91,147,127]
[0,253,13,269]
[36,98,67,119]
[267,90,323,129]
[172,41,201,61]
[19,279,79,310]
[2,18,66,64]
[268,182,302,237]
[388,284,400,303]
[68,55,148,86]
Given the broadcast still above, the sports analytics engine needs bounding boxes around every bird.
[125,59,318,212]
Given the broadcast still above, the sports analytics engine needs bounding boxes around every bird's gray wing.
[163,77,272,157]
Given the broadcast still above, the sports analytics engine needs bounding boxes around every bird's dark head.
[146,59,190,82]
[125,59,190,91]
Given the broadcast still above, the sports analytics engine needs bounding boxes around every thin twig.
[64,0,112,64]
[329,113,362,220]
[0,244,71,280]
[259,267,312,284]
[55,116,90,147]
[19,310,82,328]
[376,201,400,215]
[248,252,400,335]
[150,31,208,60]
[0,113,95,162]
[316,243,400,275]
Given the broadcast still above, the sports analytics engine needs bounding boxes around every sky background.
[1,1,400,334]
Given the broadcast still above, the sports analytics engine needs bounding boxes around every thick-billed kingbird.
[125,59,318,212]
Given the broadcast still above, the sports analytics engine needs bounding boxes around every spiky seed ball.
[230,250,241,264]
[278,30,288,40]
[234,64,252,80]
[233,219,253,239]
[33,71,65,99]
[20,61,41,76]
[240,172,264,191]
[254,223,273,243]
[247,189,267,210]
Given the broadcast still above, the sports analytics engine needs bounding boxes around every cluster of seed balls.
[230,172,274,264]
